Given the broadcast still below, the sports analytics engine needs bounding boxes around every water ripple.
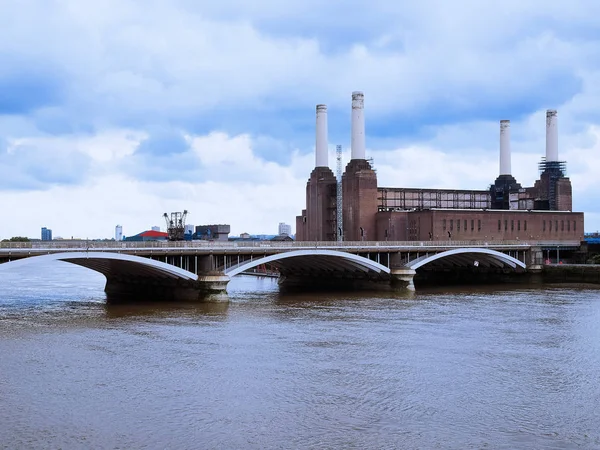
[1,267,600,448]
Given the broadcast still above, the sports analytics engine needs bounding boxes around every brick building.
[296,94,583,243]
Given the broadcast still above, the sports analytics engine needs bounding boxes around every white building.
[115,225,123,241]
[278,222,292,236]
[184,224,194,236]
[151,226,161,232]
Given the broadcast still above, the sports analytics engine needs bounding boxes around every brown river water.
[1,261,600,449]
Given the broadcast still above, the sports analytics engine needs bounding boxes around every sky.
[1,0,600,239]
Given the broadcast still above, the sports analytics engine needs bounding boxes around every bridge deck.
[0,239,579,258]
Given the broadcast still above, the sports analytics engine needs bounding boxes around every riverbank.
[241,271,279,278]
[413,265,600,287]
[542,264,600,284]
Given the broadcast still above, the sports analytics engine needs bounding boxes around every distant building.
[41,227,52,241]
[124,230,169,241]
[229,232,260,242]
[194,224,231,241]
[254,235,277,241]
[278,222,292,236]
[271,234,293,241]
[151,226,161,232]
[115,225,123,241]
[184,224,194,237]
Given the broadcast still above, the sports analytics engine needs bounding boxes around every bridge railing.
[0,239,582,250]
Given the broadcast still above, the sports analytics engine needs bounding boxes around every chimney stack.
[499,120,511,175]
[545,109,558,162]
[315,104,328,167]
[351,91,366,160]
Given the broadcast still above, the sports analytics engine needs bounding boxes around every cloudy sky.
[1,0,600,239]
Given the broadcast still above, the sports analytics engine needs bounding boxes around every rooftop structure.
[124,230,169,241]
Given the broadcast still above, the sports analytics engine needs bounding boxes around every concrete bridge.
[0,240,579,301]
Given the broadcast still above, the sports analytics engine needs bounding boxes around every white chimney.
[351,91,366,160]
[546,109,558,162]
[315,104,328,167]
[499,120,511,175]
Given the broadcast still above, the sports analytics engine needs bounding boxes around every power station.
[296,93,584,242]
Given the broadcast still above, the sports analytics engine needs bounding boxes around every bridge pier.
[196,274,230,302]
[526,246,544,272]
[104,274,230,303]
[390,268,416,290]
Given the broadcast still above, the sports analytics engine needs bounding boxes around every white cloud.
[1,112,599,239]
[4,0,599,120]
[0,130,312,238]
[1,0,600,237]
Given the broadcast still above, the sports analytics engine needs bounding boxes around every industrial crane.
[163,210,188,241]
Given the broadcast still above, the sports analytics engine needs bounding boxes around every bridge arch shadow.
[0,252,198,280]
[225,249,391,278]
[406,248,526,271]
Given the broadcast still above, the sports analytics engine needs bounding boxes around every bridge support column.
[195,275,230,302]
[105,274,230,303]
[390,268,416,290]
[527,246,544,272]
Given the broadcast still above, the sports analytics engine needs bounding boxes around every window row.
[442,219,481,232]
[440,218,578,234]
[497,219,527,232]
[542,220,577,232]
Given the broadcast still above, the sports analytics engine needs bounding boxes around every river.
[1,262,599,449]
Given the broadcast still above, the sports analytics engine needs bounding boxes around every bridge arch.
[0,252,198,280]
[225,249,391,277]
[406,248,526,271]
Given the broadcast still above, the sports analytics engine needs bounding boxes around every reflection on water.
[1,262,600,449]
[102,301,231,319]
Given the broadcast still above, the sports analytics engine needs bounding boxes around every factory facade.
[296,92,584,242]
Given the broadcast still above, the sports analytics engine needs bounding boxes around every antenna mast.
[336,144,343,241]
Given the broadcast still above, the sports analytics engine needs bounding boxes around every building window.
[464,220,467,231]
[550,220,552,232]
[511,220,514,231]
[504,220,508,231]
[567,221,570,232]
[457,219,460,231]
[574,221,577,232]
[524,220,527,232]
[543,220,546,232]
[561,220,564,231]
[518,220,521,231]
[478,220,481,231]
[450,220,454,231]
[498,219,501,231]
[555,220,558,232]
[443,219,446,231]
[471,220,474,232]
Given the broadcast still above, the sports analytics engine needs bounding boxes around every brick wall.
[342,160,378,241]
[305,167,337,241]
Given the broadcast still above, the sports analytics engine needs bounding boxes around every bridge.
[0,240,578,301]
